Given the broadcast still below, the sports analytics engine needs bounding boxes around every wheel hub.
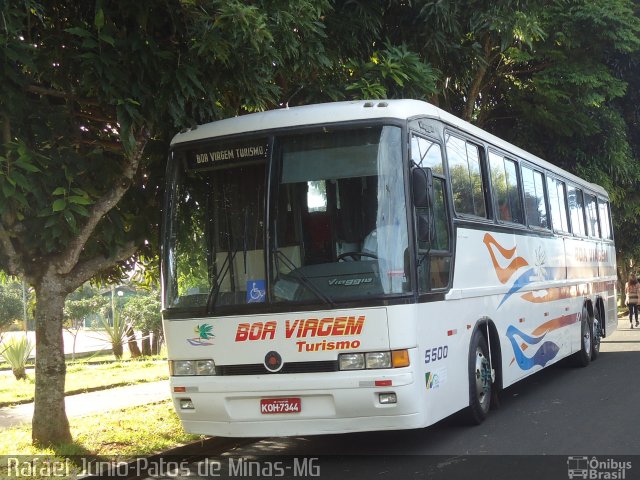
[475,349,491,410]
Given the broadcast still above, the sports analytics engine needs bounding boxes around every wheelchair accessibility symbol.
[247,280,266,303]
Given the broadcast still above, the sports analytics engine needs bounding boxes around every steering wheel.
[337,251,378,261]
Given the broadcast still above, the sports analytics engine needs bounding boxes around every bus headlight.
[338,350,409,371]
[170,360,216,376]
[196,360,216,376]
[171,360,196,376]
[339,353,365,370]
[365,352,392,369]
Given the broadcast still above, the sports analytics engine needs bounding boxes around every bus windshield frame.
[162,121,413,315]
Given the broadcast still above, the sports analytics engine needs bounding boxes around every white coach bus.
[161,99,617,436]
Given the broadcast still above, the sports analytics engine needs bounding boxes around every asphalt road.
[141,318,640,480]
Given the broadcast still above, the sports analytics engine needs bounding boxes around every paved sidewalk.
[0,380,170,429]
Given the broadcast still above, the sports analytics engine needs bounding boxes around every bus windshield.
[164,125,409,312]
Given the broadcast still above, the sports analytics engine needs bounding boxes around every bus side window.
[547,177,570,233]
[411,134,444,174]
[521,165,549,229]
[489,151,523,224]
[585,194,600,238]
[445,134,486,218]
[598,199,613,240]
[567,185,586,236]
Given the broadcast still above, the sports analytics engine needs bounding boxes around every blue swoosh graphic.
[506,325,560,370]
[499,268,536,307]
[498,265,556,308]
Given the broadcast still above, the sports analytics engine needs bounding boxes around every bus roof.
[171,99,608,198]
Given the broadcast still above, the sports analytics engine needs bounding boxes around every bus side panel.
[565,237,617,335]
[414,294,498,425]
[449,228,610,392]
[401,302,471,427]
[385,303,476,429]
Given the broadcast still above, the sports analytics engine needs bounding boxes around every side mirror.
[412,167,434,208]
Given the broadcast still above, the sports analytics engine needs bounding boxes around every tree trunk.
[463,36,493,123]
[72,333,77,362]
[112,342,124,360]
[126,325,142,358]
[32,281,71,445]
[151,329,162,355]
[151,330,160,355]
[141,329,151,356]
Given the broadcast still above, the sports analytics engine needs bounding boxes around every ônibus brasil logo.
[187,324,214,346]
[567,456,632,479]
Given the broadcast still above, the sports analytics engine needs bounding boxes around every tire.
[465,328,492,424]
[572,304,592,367]
[591,305,602,361]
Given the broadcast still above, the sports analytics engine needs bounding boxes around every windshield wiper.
[273,248,336,308]
[206,248,238,314]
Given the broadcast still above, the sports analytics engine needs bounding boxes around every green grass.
[0,359,169,407]
[0,401,201,479]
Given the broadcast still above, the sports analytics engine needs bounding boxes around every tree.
[403,0,546,120]
[0,280,24,332]
[0,335,34,380]
[409,0,640,277]
[121,291,162,356]
[63,293,108,360]
[0,0,350,445]
[0,0,440,446]
[97,308,128,360]
[479,0,640,282]
[607,14,640,276]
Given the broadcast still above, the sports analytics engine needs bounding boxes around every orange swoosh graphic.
[483,233,529,284]
[521,288,568,304]
[531,313,579,336]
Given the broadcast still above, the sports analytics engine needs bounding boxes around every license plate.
[260,397,301,414]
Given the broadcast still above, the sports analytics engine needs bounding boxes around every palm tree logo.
[187,323,214,346]
[529,246,548,282]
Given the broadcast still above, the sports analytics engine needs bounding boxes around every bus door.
[410,132,452,292]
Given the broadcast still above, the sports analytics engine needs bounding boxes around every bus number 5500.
[425,346,448,364]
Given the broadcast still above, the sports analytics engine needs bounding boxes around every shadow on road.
[231,343,640,456]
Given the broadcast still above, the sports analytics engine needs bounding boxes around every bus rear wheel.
[592,304,603,361]
[465,329,492,424]
[572,304,592,367]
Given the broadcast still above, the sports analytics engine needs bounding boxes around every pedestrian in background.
[625,274,640,328]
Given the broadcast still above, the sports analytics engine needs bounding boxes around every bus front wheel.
[465,329,492,425]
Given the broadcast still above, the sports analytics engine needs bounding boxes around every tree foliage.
[469,0,640,271]
[0,281,23,331]
[121,291,161,334]
[63,295,108,327]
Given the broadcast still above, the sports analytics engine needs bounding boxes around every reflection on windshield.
[165,152,267,310]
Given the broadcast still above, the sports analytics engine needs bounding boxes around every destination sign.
[186,140,268,170]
